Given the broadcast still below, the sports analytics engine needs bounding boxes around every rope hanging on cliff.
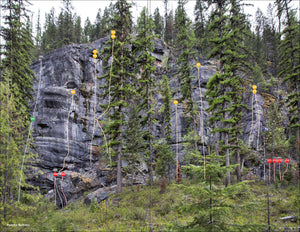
[94,33,115,167]
[18,56,43,202]
[197,62,206,179]
[61,173,68,207]
[248,92,254,147]
[255,93,260,150]
[90,57,98,166]
[59,91,75,173]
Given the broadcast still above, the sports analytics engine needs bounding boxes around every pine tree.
[99,0,134,193]
[174,0,197,138]
[91,9,102,41]
[83,17,93,43]
[133,7,156,185]
[206,0,252,185]
[177,151,266,231]
[165,10,174,45]
[153,8,164,38]
[101,4,114,37]
[34,10,42,58]
[41,7,56,52]
[74,15,82,43]
[0,0,37,224]
[276,0,300,160]
[194,0,208,55]
[124,104,144,190]
[154,75,174,181]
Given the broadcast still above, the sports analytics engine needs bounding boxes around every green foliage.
[153,7,164,38]
[154,139,175,178]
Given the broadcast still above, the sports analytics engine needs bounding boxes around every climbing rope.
[92,31,115,167]
[90,53,98,166]
[61,172,67,207]
[59,90,75,173]
[248,93,254,147]
[53,173,57,206]
[197,62,205,179]
[255,93,260,150]
[18,56,43,202]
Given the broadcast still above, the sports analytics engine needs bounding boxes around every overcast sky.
[1,0,300,34]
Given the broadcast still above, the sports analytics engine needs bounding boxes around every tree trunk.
[225,132,230,187]
[117,122,122,193]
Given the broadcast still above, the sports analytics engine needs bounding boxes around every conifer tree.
[0,0,37,223]
[74,15,82,43]
[156,75,174,181]
[99,0,134,193]
[83,17,93,43]
[174,0,197,139]
[165,10,174,45]
[133,7,156,185]
[194,0,208,55]
[153,8,164,38]
[276,0,300,159]
[206,0,251,185]
[177,151,266,231]
[41,8,56,52]
[124,104,144,190]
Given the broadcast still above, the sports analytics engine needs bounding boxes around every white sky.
[1,0,300,34]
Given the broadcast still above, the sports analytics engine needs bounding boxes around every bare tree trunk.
[117,123,122,193]
[225,132,230,187]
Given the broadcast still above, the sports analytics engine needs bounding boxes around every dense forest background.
[0,0,299,231]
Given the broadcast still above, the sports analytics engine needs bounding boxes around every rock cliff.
[28,38,265,206]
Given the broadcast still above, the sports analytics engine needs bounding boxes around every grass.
[5,180,299,232]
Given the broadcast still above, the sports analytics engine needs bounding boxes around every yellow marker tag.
[252,85,257,90]
[253,90,257,94]
[111,30,116,35]
[93,54,97,59]
[71,90,75,95]
[196,62,201,68]
[174,100,178,105]
[111,35,116,40]
[93,49,97,54]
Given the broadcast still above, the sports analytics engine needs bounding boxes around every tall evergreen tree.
[83,17,93,43]
[153,8,164,38]
[194,0,208,55]
[0,0,37,224]
[165,10,174,45]
[206,0,252,185]
[174,0,197,136]
[276,0,300,160]
[134,7,156,185]
[99,0,134,193]
[74,15,82,43]
[41,7,56,53]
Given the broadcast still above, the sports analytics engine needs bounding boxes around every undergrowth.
[3,181,299,231]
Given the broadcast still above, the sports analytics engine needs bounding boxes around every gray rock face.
[28,38,265,204]
[84,188,108,205]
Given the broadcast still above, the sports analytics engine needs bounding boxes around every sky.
[0,0,299,34]
[24,0,299,29]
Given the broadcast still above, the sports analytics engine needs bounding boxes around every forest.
[0,0,299,231]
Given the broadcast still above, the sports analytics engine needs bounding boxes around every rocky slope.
[27,38,265,206]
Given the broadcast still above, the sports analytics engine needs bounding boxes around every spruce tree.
[174,0,197,140]
[165,10,174,45]
[83,17,93,43]
[0,0,37,223]
[276,0,300,159]
[133,7,156,185]
[206,0,252,185]
[194,0,208,55]
[99,0,134,193]
[153,8,164,38]
[41,7,56,53]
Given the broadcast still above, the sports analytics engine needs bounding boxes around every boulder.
[84,188,109,205]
